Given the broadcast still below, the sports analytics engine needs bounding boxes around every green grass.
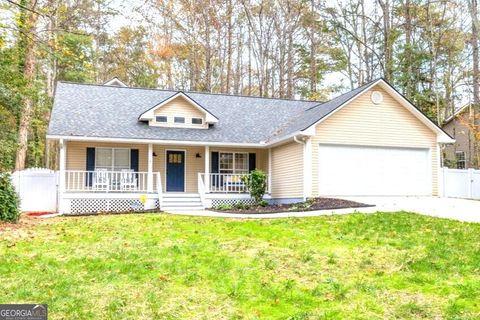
[1,212,479,319]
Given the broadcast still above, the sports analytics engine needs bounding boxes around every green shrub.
[0,172,20,222]
[233,202,250,210]
[213,203,233,211]
[257,200,269,207]
[242,169,267,204]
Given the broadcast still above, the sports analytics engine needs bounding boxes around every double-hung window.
[219,152,248,174]
[95,148,130,171]
[455,151,466,169]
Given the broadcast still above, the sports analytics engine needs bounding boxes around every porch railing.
[64,170,159,193]
[199,173,270,193]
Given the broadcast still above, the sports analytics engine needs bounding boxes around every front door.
[166,150,185,192]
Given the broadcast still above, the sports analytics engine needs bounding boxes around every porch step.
[161,193,204,211]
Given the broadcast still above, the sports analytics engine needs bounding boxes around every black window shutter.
[211,152,219,187]
[211,152,219,173]
[130,149,139,172]
[86,148,95,186]
[248,153,256,172]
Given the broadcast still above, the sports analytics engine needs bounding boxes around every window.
[192,117,203,125]
[168,153,183,164]
[174,117,185,124]
[456,151,466,169]
[156,116,167,123]
[95,148,130,171]
[219,152,248,174]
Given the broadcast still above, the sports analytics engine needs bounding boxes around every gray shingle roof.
[47,80,377,144]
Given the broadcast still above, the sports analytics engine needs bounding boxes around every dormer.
[138,92,218,129]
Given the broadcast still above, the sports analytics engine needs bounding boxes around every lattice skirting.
[211,198,256,207]
[68,198,160,214]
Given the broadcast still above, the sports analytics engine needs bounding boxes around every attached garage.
[306,80,456,198]
[318,144,431,196]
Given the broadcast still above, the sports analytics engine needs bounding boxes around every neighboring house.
[442,104,477,169]
[47,78,454,214]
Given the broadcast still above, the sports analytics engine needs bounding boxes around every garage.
[318,144,431,196]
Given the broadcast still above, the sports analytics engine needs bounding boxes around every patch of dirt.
[212,197,373,214]
[0,214,61,241]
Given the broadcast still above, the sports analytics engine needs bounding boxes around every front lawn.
[1,213,479,319]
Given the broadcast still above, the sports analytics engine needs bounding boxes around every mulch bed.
[212,197,374,214]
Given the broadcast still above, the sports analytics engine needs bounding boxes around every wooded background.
[0,0,479,171]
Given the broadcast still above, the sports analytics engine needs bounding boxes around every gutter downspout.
[294,136,312,201]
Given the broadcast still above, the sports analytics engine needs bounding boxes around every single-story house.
[442,103,478,169]
[47,78,454,214]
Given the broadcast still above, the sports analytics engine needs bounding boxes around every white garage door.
[318,144,431,196]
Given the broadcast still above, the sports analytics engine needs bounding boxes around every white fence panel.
[473,171,480,199]
[11,168,58,212]
[442,168,480,200]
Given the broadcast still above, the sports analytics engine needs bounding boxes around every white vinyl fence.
[11,168,58,212]
[442,167,480,200]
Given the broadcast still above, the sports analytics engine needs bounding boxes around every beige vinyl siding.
[65,141,148,172]
[66,141,267,193]
[311,85,438,196]
[271,141,303,198]
[152,96,207,128]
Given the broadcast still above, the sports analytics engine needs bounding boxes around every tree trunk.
[15,0,38,170]
[378,0,393,81]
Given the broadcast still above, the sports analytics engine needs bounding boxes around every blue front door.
[166,150,185,192]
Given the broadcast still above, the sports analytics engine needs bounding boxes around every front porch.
[58,140,271,214]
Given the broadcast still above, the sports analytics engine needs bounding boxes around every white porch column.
[268,148,272,193]
[204,145,210,192]
[58,139,66,213]
[147,143,153,193]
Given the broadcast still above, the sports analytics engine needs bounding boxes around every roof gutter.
[46,134,268,148]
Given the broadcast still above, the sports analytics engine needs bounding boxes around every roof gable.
[267,79,454,145]
[138,92,219,123]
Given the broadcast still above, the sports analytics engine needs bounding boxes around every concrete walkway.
[168,197,480,223]
[342,196,480,223]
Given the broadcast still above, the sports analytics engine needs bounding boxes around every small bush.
[0,172,20,222]
[213,203,233,210]
[233,202,250,210]
[257,200,269,207]
[242,169,267,204]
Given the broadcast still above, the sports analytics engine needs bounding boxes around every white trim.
[58,139,66,213]
[46,135,266,148]
[147,144,153,192]
[204,146,210,193]
[103,78,127,87]
[63,192,158,199]
[138,92,219,123]
[204,193,272,200]
[165,149,187,192]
